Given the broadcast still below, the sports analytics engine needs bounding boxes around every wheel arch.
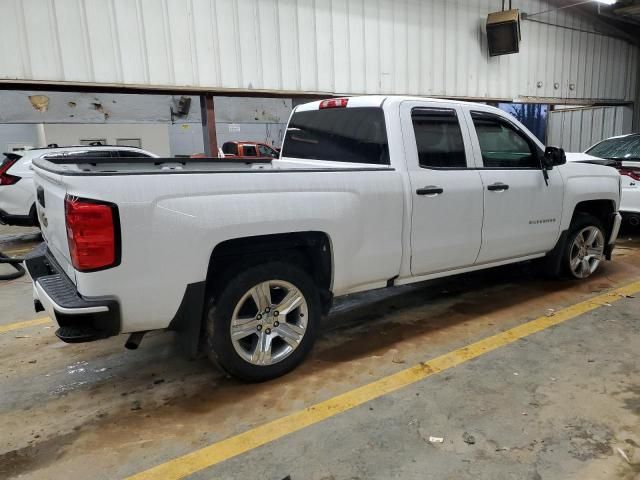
[206,231,334,313]
[570,199,616,240]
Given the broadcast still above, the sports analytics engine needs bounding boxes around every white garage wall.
[0,0,637,102]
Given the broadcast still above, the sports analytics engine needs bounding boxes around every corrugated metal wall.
[0,0,637,102]
[547,105,634,151]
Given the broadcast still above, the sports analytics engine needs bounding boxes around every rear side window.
[222,142,238,155]
[282,107,389,165]
[471,112,539,168]
[412,108,466,168]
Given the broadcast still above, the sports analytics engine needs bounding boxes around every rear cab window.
[242,145,257,156]
[282,106,389,165]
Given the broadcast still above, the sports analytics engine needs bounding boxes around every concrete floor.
[1,225,639,479]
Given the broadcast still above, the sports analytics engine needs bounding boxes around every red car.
[221,141,280,158]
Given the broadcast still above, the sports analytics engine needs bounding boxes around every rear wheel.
[205,261,320,382]
[564,214,605,279]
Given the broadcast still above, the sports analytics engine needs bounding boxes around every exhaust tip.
[125,331,147,350]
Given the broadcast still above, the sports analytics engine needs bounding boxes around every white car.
[583,134,640,227]
[27,96,621,381]
[0,145,158,227]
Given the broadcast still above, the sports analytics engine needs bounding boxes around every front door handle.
[416,186,444,196]
[487,182,509,192]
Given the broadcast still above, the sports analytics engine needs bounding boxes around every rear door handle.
[416,186,444,196]
[487,183,509,192]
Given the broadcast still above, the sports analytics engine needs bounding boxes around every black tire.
[625,213,640,228]
[205,261,320,382]
[562,213,605,280]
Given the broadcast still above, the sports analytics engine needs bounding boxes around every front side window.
[471,112,539,168]
[282,107,389,165]
[412,108,467,168]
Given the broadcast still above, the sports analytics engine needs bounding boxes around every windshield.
[586,135,640,160]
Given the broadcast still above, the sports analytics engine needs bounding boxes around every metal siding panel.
[214,0,241,88]
[191,0,220,87]
[392,0,408,94]
[569,110,581,151]
[331,0,350,93]
[3,0,639,102]
[51,0,91,82]
[112,0,148,84]
[363,0,380,94]
[314,0,334,92]
[378,0,394,93]
[21,0,61,80]
[0,0,27,79]
[257,0,283,91]
[82,0,122,83]
[580,109,592,149]
[139,0,171,86]
[297,0,318,92]
[430,0,445,96]
[603,107,615,138]
[347,0,366,93]
[590,108,604,146]
[165,0,196,86]
[405,0,420,96]
[236,0,261,89]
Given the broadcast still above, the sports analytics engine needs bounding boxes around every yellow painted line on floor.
[0,317,52,334]
[127,279,640,480]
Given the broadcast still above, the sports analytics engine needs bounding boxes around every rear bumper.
[0,208,37,227]
[25,244,121,343]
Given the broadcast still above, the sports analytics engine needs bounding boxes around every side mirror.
[543,146,566,169]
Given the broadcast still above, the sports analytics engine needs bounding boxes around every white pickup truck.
[27,96,622,381]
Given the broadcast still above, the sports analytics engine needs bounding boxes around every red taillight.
[319,98,349,109]
[0,158,20,185]
[618,167,640,182]
[65,196,119,272]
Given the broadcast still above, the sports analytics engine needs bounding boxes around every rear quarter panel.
[64,169,405,332]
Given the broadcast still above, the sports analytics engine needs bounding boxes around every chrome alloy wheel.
[569,226,605,278]
[229,280,308,366]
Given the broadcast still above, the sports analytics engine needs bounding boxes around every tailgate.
[33,166,76,284]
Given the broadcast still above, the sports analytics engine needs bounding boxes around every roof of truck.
[294,95,503,113]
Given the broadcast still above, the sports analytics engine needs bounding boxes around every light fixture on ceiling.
[523,0,616,18]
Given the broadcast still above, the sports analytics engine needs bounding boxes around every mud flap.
[541,229,569,277]
[168,282,207,359]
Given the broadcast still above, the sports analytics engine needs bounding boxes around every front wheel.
[205,261,320,382]
[564,214,606,279]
